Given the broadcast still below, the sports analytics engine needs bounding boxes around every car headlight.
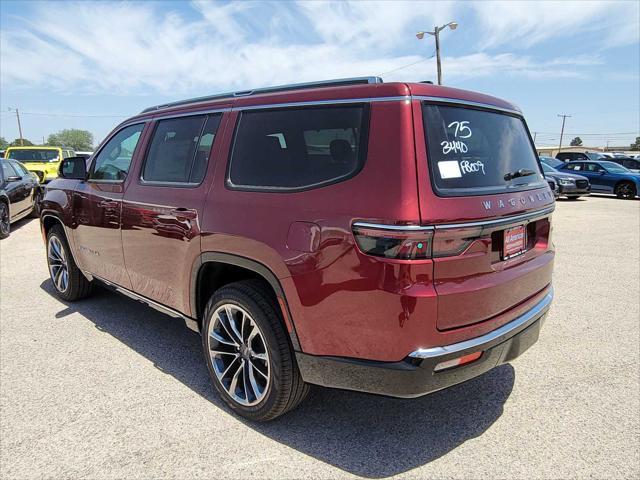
[558,178,575,186]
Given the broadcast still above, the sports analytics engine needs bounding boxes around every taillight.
[353,222,484,260]
[432,226,483,257]
[352,224,433,260]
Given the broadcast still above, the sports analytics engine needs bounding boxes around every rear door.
[121,112,225,315]
[415,100,554,331]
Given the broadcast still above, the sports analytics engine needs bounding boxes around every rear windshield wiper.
[504,168,537,181]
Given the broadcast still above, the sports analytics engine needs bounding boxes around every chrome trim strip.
[151,108,230,122]
[435,205,555,230]
[409,288,553,359]
[352,221,434,232]
[93,274,200,333]
[352,206,554,233]
[414,96,521,115]
[234,96,410,111]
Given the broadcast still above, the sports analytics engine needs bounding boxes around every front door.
[582,162,610,192]
[1,162,31,217]
[121,113,224,315]
[73,123,147,288]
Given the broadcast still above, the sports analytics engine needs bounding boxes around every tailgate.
[432,209,554,330]
[413,95,555,331]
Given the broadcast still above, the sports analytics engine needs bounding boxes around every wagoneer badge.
[482,191,553,211]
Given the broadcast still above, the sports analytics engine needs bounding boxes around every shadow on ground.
[41,280,514,478]
[7,216,36,235]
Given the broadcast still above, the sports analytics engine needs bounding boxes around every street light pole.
[417,22,458,86]
[557,114,571,155]
[434,28,442,85]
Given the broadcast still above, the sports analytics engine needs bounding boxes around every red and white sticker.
[503,225,527,259]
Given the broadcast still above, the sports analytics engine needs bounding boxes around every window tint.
[228,105,368,190]
[585,163,605,172]
[13,163,29,176]
[564,163,583,171]
[2,161,18,178]
[7,149,59,162]
[142,115,221,184]
[423,104,545,195]
[90,124,144,181]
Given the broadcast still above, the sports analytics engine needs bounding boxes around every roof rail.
[140,76,383,113]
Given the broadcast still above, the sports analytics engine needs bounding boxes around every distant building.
[536,146,636,157]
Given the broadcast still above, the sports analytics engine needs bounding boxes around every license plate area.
[503,224,527,260]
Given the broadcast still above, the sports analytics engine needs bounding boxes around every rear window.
[423,104,545,196]
[228,105,368,191]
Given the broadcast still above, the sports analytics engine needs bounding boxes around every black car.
[605,156,640,172]
[1,159,40,239]
[541,162,590,200]
[556,151,608,162]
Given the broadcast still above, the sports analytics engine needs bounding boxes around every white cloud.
[0,1,635,96]
[471,0,639,49]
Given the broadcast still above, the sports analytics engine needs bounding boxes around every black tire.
[0,201,10,239]
[615,181,636,199]
[46,225,93,301]
[201,279,309,421]
[29,188,42,218]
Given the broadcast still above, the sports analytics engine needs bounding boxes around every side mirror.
[599,170,606,175]
[59,156,87,180]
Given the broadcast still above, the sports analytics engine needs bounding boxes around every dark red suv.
[41,78,554,421]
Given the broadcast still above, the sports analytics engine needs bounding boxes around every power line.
[378,51,436,77]
[17,111,129,118]
[532,131,637,136]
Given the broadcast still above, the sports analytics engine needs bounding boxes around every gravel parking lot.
[1,196,638,479]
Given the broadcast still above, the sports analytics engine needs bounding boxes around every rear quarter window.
[228,105,369,191]
[422,103,545,196]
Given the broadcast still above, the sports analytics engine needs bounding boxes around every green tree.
[47,129,94,151]
[570,137,583,146]
[0,137,8,149]
[9,138,33,146]
[630,136,640,151]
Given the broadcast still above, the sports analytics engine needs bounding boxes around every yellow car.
[4,146,76,183]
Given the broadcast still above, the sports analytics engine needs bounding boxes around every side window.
[566,163,582,171]
[90,124,144,181]
[228,105,368,190]
[2,162,18,178]
[142,114,221,184]
[13,163,29,176]
[585,163,604,172]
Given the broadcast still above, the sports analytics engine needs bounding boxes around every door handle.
[170,208,197,220]
[98,200,118,208]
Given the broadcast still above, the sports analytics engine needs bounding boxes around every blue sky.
[1,0,638,149]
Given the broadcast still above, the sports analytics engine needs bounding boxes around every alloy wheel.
[207,304,270,406]
[0,203,9,236]
[617,183,635,199]
[48,236,69,293]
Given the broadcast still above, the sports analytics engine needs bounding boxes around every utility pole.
[557,114,571,155]
[533,131,538,143]
[10,108,25,146]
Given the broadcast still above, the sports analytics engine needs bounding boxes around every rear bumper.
[296,288,553,398]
